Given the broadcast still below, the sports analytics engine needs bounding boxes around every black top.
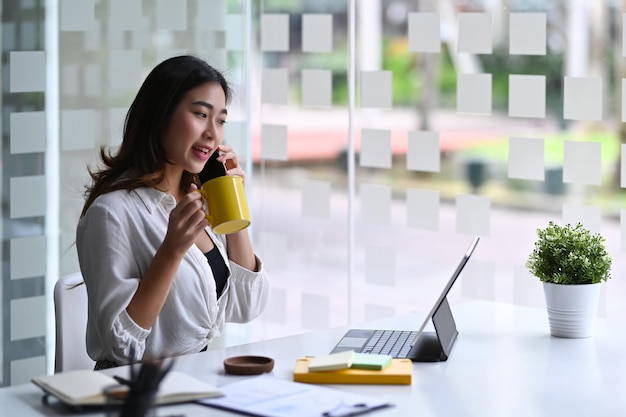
[204,245,229,298]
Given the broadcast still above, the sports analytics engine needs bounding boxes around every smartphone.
[198,150,226,183]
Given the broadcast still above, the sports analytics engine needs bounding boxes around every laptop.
[330,236,480,362]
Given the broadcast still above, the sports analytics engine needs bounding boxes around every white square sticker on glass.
[83,64,102,98]
[364,246,396,286]
[364,304,395,322]
[11,297,46,341]
[261,124,288,161]
[302,69,332,108]
[513,265,544,308]
[261,14,290,52]
[197,0,226,31]
[562,203,601,234]
[302,293,329,329]
[60,0,96,31]
[456,194,490,236]
[301,180,331,219]
[224,121,246,157]
[509,13,546,55]
[407,130,440,172]
[108,107,128,147]
[10,175,46,219]
[225,14,243,51]
[623,14,626,56]
[361,71,392,108]
[621,209,626,251]
[10,236,46,280]
[457,13,492,54]
[156,0,187,30]
[622,144,626,187]
[109,50,142,97]
[262,68,288,105]
[61,109,96,151]
[457,73,492,115]
[264,288,287,324]
[360,128,391,169]
[109,0,142,31]
[508,74,546,118]
[622,79,626,122]
[564,76,603,121]
[302,14,333,53]
[360,184,391,225]
[406,188,440,231]
[61,65,79,97]
[10,112,46,154]
[258,231,289,269]
[408,12,440,53]
[460,260,496,301]
[563,140,602,186]
[508,137,544,181]
[10,51,45,93]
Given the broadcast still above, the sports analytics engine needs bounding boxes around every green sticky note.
[350,353,393,370]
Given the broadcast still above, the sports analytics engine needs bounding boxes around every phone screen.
[198,150,226,183]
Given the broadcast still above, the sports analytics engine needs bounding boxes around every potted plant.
[525,221,612,338]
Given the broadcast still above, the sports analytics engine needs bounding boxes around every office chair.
[53,271,95,373]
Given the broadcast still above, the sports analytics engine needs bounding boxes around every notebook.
[330,237,480,362]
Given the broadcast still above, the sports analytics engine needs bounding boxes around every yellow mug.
[196,176,251,234]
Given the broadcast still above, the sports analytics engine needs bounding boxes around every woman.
[76,55,270,369]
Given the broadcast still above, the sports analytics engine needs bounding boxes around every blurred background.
[2,0,626,386]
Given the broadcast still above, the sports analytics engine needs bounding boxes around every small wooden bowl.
[223,355,274,375]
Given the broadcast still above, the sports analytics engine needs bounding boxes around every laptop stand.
[412,297,458,362]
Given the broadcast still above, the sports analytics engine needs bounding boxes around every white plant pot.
[542,282,601,338]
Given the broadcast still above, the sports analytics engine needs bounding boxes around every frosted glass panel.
[563,77,602,121]
[361,71,392,108]
[11,296,46,340]
[509,13,546,55]
[457,13,492,54]
[301,180,331,219]
[456,194,490,236]
[10,236,46,280]
[408,13,440,53]
[301,69,332,108]
[10,51,45,93]
[261,14,289,52]
[302,14,333,53]
[60,0,96,31]
[407,131,440,172]
[10,176,46,219]
[10,112,46,154]
[360,128,391,169]
[360,184,391,225]
[508,137,544,181]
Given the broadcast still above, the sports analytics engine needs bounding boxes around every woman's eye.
[218,119,227,125]
[195,112,207,119]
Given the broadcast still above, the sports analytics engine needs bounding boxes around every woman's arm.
[126,186,208,329]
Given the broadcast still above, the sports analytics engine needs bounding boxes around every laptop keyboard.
[361,330,418,358]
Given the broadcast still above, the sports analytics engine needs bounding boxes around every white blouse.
[76,186,270,364]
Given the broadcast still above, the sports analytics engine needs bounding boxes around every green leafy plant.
[526,221,612,285]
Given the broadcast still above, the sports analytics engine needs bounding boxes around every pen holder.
[120,386,157,417]
[103,384,156,417]
[102,384,127,417]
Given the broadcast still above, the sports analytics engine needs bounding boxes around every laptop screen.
[410,236,480,343]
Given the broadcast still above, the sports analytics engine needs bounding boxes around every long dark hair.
[81,55,232,217]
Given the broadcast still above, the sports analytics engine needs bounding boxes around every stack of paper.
[308,350,393,372]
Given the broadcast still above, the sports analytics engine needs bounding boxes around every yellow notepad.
[293,357,412,385]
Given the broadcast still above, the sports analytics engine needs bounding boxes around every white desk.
[2,301,624,417]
